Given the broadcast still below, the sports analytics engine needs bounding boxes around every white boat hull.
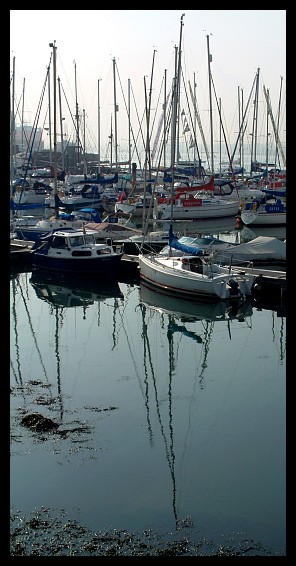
[240,211,286,226]
[13,191,47,205]
[138,254,254,301]
[115,202,154,217]
[153,199,240,220]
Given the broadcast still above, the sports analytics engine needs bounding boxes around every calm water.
[10,246,286,555]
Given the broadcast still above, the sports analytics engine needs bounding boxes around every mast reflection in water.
[10,269,286,556]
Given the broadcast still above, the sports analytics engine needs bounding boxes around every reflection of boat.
[238,224,286,243]
[137,264,253,529]
[139,281,253,322]
[30,270,124,308]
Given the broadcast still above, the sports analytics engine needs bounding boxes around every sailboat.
[11,43,96,241]
[240,188,286,226]
[138,17,254,302]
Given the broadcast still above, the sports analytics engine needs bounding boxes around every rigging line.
[180,67,203,171]
[16,278,51,385]
[210,76,239,196]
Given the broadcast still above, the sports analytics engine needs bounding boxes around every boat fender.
[252,277,262,294]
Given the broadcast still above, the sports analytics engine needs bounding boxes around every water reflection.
[29,270,124,309]
[139,282,253,322]
[137,283,255,529]
[10,269,286,553]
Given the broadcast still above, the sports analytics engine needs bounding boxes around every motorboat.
[30,228,124,276]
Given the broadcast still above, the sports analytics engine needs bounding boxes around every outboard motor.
[228,278,240,296]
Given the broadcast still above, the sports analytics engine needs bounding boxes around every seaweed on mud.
[10,508,285,557]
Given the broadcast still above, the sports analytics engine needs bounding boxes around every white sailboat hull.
[240,210,286,225]
[138,254,254,301]
[153,198,240,221]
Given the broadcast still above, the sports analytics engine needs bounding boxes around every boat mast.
[250,68,260,176]
[47,65,53,166]
[10,56,16,204]
[206,34,214,175]
[49,41,58,219]
[263,84,286,168]
[169,14,185,233]
[58,77,65,172]
[74,60,80,170]
[265,88,270,174]
[128,78,131,174]
[274,76,284,170]
[112,57,118,171]
[97,78,101,175]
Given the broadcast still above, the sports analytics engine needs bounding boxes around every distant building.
[14,124,44,154]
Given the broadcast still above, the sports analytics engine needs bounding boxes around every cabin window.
[84,234,95,245]
[70,236,84,246]
[51,237,67,248]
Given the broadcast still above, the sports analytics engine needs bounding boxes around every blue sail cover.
[261,188,286,198]
[168,226,203,256]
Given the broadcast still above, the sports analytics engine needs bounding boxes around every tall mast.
[112,57,118,171]
[97,78,101,175]
[58,76,64,172]
[128,78,131,174]
[250,68,260,176]
[47,64,53,166]
[74,60,80,169]
[169,13,185,231]
[10,56,15,201]
[49,41,58,218]
[206,34,214,174]
[274,76,283,170]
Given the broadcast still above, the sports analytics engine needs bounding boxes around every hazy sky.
[10,10,286,166]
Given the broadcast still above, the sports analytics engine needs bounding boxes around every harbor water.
[10,220,286,556]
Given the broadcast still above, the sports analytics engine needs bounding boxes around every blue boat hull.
[31,251,123,275]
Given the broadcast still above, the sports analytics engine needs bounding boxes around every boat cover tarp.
[168,226,203,256]
[215,236,286,262]
[261,188,286,198]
